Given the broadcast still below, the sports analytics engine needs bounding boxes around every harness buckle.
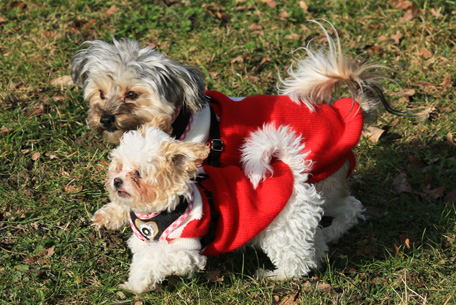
[211,139,224,152]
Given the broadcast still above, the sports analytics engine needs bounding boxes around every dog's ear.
[142,114,173,135]
[162,141,210,173]
[71,46,91,87]
[179,65,208,113]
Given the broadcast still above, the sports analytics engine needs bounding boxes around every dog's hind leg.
[316,161,365,244]
[251,185,327,280]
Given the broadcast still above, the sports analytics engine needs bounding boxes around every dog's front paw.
[118,280,156,295]
[91,202,129,230]
[91,209,110,229]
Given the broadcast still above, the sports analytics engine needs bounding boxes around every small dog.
[74,21,396,280]
[92,115,328,294]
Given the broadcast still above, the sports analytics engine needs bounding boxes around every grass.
[1,0,456,304]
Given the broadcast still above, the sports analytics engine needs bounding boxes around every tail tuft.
[278,20,398,118]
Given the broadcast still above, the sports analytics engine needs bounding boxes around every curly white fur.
[242,125,327,278]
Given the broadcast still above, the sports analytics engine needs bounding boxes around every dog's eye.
[125,91,139,101]
[100,90,106,100]
[135,170,141,178]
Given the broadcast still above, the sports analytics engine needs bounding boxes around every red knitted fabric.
[206,91,364,183]
[198,161,293,256]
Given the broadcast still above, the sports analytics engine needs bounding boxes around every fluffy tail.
[241,124,312,189]
[278,20,396,117]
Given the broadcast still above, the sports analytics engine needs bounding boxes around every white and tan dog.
[92,114,328,294]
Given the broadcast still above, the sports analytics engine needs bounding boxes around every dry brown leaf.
[31,152,41,161]
[24,245,55,265]
[51,75,74,87]
[278,289,300,305]
[0,17,8,24]
[10,2,26,13]
[399,9,414,23]
[64,185,83,193]
[249,23,262,31]
[419,47,433,57]
[1,127,9,134]
[299,1,308,11]
[277,11,288,21]
[392,173,412,194]
[391,31,403,44]
[285,33,301,40]
[395,0,414,10]
[362,126,385,144]
[316,282,332,294]
[444,191,456,204]
[440,73,452,87]
[421,185,445,199]
[262,0,278,8]
[105,5,118,17]
[231,55,244,64]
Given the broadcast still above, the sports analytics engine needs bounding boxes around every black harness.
[171,99,224,167]
[129,197,188,242]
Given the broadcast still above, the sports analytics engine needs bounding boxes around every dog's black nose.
[113,177,123,189]
[100,114,116,128]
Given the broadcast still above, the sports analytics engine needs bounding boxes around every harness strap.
[171,107,191,140]
[129,197,188,242]
[206,102,223,167]
[195,174,220,249]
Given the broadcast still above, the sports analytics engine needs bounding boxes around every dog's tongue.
[117,189,130,197]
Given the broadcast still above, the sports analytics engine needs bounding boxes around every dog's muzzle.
[100,114,116,129]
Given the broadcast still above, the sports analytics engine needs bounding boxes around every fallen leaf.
[362,126,385,144]
[440,73,452,87]
[277,11,288,21]
[285,33,301,40]
[24,245,55,265]
[231,55,244,64]
[1,127,9,134]
[392,173,412,194]
[391,31,403,44]
[0,17,8,24]
[278,289,300,305]
[399,9,414,23]
[404,238,410,249]
[255,56,270,71]
[249,23,262,31]
[299,1,308,11]
[10,2,26,14]
[316,282,332,294]
[104,5,118,17]
[51,75,74,87]
[31,152,41,161]
[64,185,83,193]
[419,47,433,57]
[421,184,445,199]
[395,0,414,10]
[444,191,456,204]
[262,0,278,8]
